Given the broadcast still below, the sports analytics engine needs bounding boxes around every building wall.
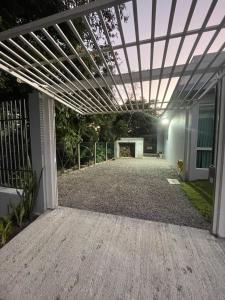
[186,100,215,181]
[162,92,215,181]
[157,126,164,153]
[164,110,187,170]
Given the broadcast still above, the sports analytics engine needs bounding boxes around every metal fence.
[0,98,31,189]
[78,142,114,169]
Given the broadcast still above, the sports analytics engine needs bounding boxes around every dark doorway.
[143,135,157,154]
[119,143,135,157]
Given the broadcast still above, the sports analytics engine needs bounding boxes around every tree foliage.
[55,102,157,169]
[0,1,157,171]
[0,0,127,96]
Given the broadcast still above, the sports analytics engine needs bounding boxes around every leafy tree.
[0,0,127,96]
[0,0,127,167]
[0,2,157,170]
[114,112,157,137]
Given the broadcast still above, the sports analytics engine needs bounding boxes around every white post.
[212,75,225,238]
[156,124,164,154]
[94,142,96,164]
[29,91,58,214]
[78,143,80,170]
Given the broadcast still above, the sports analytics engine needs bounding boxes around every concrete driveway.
[0,207,224,300]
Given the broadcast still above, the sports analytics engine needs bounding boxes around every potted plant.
[158,151,164,159]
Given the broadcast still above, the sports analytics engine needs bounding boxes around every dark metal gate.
[0,98,31,188]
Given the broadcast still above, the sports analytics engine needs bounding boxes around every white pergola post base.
[29,92,58,214]
[212,76,225,238]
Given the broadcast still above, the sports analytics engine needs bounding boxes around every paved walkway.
[58,158,209,229]
[0,207,224,300]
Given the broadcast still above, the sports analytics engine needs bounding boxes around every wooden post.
[106,142,108,161]
[78,143,80,170]
[94,142,96,164]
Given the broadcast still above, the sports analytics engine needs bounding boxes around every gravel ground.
[58,158,210,229]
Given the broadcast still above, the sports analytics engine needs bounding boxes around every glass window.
[196,150,213,168]
[196,106,214,168]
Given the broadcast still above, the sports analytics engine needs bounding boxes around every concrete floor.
[0,207,224,300]
[58,158,209,229]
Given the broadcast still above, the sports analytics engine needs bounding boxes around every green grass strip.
[180,182,213,223]
[188,180,214,205]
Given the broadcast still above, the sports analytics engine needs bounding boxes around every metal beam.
[0,0,224,115]
[160,0,198,107]
[133,0,144,109]
[53,64,221,92]
[195,66,225,101]
[0,0,130,41]
[176,13,225,101]
[110,23,225,52]
[155,0,177,108]
[169,0,219,109]
[149,0,157,106]
[14,19,224,72]
[0,62,83,113]
[115,5,137,110]
[98,11,131,110]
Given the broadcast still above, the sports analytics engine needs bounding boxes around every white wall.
[212,76,225,237]
[164,110,187,170]
[185,102,208,181]
[157,126,164,153]
[163,92,215,181]
[0,187,22,217]
[186,95,215,181]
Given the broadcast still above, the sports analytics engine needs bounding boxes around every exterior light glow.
[161,118,169,125]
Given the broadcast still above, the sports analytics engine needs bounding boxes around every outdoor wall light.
[161,118,169,125]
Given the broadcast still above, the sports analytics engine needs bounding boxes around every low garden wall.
[0,187,22,217]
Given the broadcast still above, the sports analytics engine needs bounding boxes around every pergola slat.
[0,0,129,41]
[0,0,224,115]
[176,14,225,100]
[148,0,157,107]
[98,11,130,110]
[83,16,125,109]
[132,0,144,109]
[161,0,198,107]
[66,20,119,111]
[19,34,100,113]
[13,21,225,72]
[155,0,177,108]
[114,5,137,110]
[169,0,220,109]
[0,42,88,113]
[0,60,83,113]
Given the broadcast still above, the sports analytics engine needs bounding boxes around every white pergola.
[1,0,225,238]
[0,0,224,116]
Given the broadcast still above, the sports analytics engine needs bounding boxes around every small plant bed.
[0,215,38,249]
[180,180,213,223]
[0,169,41,249]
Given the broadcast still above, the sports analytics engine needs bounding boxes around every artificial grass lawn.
[180,180,213,223]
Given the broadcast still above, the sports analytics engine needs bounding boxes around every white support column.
[29,91,58,214]
[156,124,164,154]
[184,108,191,181]
[212,76,225,238]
